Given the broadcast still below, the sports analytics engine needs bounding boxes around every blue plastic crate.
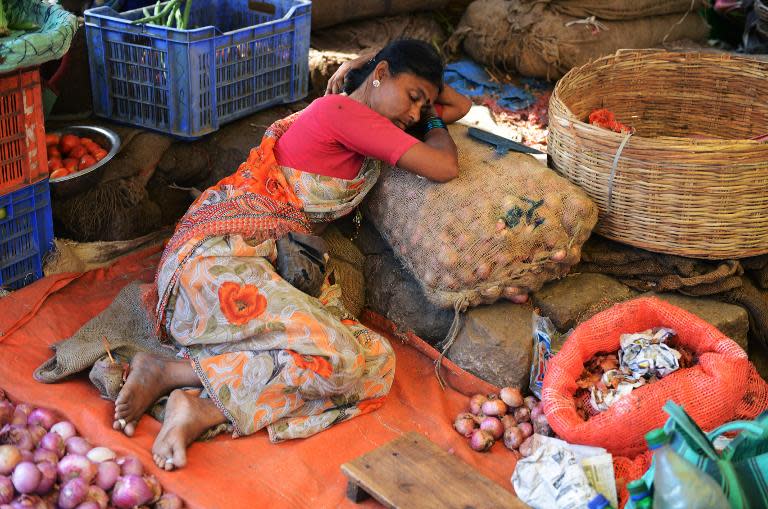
[0,180,53,290]
[84,0,311,139]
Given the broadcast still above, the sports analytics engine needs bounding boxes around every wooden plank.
[341,432,528,509]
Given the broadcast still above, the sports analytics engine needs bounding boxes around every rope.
[564,16,609,34]
[662,0,697,44]
[607,132,633,213]
[434,296,469,390]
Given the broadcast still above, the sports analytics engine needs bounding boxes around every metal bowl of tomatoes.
[47,125,121,198]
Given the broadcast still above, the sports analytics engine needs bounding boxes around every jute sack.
[450,0,710,79]
[546,0,705,20]
[364,124,598,311]
[311,0,448,29]
[322,225,366,317]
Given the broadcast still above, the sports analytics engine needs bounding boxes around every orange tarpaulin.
[0,247,520,509]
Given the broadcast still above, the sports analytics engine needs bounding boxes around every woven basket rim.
[552,49,768,146]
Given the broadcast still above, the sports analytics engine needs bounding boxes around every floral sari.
[152,113,393,442]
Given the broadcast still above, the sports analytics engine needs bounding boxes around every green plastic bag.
[627,401,768,509]
[0,0,77,73]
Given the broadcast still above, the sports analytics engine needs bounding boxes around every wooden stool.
[341,432,527,509]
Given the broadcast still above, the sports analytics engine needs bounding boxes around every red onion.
[18,452,32,464]
[513,407,531,423]
[49,422,76,442]
[32,449,57,466]
[11,408,29,427]
[499,387,523,408]
[530,403,544,421]
[469,430,495,452]
[57,455,96,484]
[154,493,184,509]
[95,462,120,491]
[116,457,143,477]
[518,421,533,439]
[453,413,477,438]
[0,476,12,504]
[65,437,92,457]
[500,414,517,430]
[11,462,41,494]
[503,427,524,450]
[111,475,154,509]
[38,434,64,459]
[468,394,487,415]
[0,403,13,428]
[86,486,109,509]
[479,417,504,440]
[480,397,507,417]
[59,478,88,509]
[13,405,32,418]
[532,413,551,436]
[26,410,57,432]
[34,462,56,495]
[0,446,21,475]
[143,475,162,503]
[0,426,34,451]
[519,435,534,457]
[523,396,538,411]
[9,495,45,509]
[75,503,100,509]
[26,425,45,447]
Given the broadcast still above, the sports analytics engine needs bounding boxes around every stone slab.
[446,302,533,390]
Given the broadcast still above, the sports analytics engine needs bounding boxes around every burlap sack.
[309,13,446,96]
[322,225,366,317]
[34,283,175,384]
[547,0,704,20]
[364,124,598,310]
[450,0,710,79]
[311,0,449,29]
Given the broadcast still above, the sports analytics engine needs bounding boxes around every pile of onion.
[453,387,551,456]
[0,390,184,509]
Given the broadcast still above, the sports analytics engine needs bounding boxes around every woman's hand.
[434,85,472,124]
[325,51,376,95]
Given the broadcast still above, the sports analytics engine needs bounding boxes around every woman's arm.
[325,51,376,96]
[396,105,458,182]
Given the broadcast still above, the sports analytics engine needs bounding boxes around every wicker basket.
[548,50,768,259]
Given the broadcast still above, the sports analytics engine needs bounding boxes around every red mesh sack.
[542,296,768,457]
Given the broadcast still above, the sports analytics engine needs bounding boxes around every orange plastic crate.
[0,67,47,195]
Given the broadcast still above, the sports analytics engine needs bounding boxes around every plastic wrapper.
[529,313,571,398]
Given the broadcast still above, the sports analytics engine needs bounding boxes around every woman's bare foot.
[151,389,227,471]
[113,352,201,436]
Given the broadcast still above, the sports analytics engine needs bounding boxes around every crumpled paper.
[512,441,598,509]
[591,327,682,411]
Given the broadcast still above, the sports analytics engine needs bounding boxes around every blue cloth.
[444,60,547,111]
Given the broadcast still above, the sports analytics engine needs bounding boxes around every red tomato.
[59,134,81,155]
[68,145,88,159]
[62,158,79,173]
[48,158,62,171]
[79,137,94,145]
[79,155,97,170]
[47,146,61,159]
[83,141,100,155]
[50,168,70,180]
[93,149,108,161]
[45,133,60,146]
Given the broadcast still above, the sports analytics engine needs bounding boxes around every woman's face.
[368,62,440,130]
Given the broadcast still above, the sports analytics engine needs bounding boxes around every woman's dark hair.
[343,39,444,95]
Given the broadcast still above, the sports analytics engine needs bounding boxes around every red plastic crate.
[0,67,47,195]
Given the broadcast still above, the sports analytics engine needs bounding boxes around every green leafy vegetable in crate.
[132,0,193,29]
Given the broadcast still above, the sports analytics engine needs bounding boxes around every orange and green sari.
[153,113,393,442]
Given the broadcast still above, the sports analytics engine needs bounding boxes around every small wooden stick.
[102,336,116,364]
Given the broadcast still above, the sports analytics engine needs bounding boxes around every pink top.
[274,95,420,180]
